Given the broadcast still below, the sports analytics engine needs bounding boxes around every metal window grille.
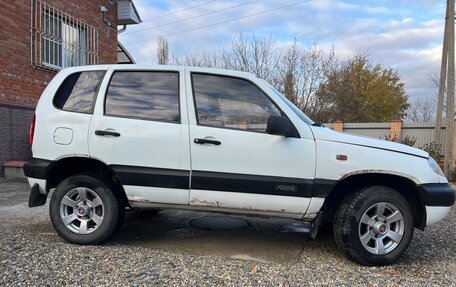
[31,0,98,71]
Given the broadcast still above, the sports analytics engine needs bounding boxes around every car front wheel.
[334,185,414,266]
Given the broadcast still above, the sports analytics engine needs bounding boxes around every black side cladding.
[191,170,315,197]
[25,159,339,199]
[110,165,319,198]
[110,165,190,189]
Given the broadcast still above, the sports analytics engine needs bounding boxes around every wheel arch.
[321,172,425,230]
[45,157,129,207]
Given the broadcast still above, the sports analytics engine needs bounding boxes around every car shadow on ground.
[110,209,343,264]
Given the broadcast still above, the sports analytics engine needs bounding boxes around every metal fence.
[343,122,391,139]
[402,122,446,151]
[325,121,446,155]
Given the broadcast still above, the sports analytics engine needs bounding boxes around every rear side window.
[53,71,105,113]
[105,71,180,123]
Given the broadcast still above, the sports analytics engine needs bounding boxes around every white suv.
[24,65,454,266]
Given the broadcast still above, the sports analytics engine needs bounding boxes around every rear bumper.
[23,158,52,179]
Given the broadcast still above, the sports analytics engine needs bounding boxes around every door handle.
[194,138,221,145]
[95,130,121,137]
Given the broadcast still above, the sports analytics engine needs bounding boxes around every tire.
[49,174,125,244]
[333,186,414,266]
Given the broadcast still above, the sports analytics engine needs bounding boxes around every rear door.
[33,69,105,160]
[186,71,316,217]
[89,67,190,205]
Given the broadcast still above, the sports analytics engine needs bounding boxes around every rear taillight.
[29,114,36,146]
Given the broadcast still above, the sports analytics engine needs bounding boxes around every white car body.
[24,65,454,265]
[26,65,453,225]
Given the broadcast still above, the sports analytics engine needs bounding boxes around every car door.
[187,71,316,217]
[89,67,191,205]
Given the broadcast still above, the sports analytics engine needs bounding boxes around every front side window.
[192,73,281,132]
[31,0,97,71]
[53,71,105,113]
[105,71,180,123]
[268,83,314,125]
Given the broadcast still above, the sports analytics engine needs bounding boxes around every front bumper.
[426,206,452,226]
[417,183,455,207]
[417,183,455,226]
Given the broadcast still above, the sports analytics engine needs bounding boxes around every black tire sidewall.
[49,175,122,244]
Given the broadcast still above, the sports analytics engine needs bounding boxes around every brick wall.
[0,105,35,175]
[0,0,118,175]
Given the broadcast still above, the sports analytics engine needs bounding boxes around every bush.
[385,135,416,147]
[399,136,416,147]
[420,142,441,161]
[385,137,442,161]
[446,168,456,182]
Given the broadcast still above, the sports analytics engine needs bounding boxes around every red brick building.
[0,0,141,175]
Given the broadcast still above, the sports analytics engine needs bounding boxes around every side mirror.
[266,115,290,136]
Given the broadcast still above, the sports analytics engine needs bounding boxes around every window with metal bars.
[31,0,98,71]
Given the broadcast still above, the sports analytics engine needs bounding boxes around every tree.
[157,36,169,65]
[280,39,299,103]
[314,54,409,122]
[221,33,280,83]
[173,33,281,83]
[173,49,222,68]
[407,97,435,122]
[171,35,410,124]
[278,41,336,118]
[429,73,446,120]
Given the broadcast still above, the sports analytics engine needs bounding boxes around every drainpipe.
[118,25,127,34]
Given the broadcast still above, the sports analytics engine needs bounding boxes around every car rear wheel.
[49,175,124,244]
[333,185,414,266]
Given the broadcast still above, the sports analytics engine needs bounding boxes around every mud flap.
[28,184,48,207]
[310,211,323,239]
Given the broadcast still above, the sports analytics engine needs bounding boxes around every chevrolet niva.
[24,65,455,266]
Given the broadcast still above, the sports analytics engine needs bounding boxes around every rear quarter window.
[53,71,105,113]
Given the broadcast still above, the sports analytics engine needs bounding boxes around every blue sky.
[119,0,446,102]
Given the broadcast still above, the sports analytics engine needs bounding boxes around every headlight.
[428,157,445,177]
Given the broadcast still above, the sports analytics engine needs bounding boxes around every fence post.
[390,119,402,140]
[449,118,456,173]
[333,120,344,132]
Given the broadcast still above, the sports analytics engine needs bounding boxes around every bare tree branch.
[157,36,169,65]
[407,97,436,122]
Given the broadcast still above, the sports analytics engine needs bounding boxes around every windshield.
[267,84,314,125]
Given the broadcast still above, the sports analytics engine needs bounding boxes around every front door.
[187,72,315,217]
